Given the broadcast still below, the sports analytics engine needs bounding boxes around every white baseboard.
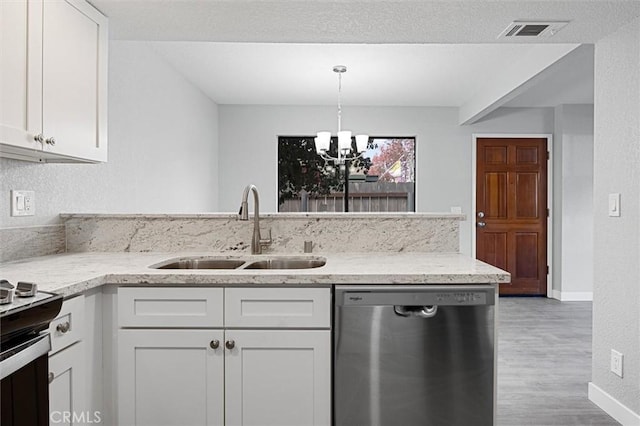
[589,382,640,425]
[551,290,593,301]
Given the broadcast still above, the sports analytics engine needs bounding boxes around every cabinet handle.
[45,137,56,146]
[56,321,70,333]
[209,339,220,349]
[34,134,44,144]
[225,340,235,350]
[48,372,55,384]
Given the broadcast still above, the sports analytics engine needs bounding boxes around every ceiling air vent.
[498,21,569,39]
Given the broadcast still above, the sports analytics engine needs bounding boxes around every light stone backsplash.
[0,225,65,262]
[63,213,463,254]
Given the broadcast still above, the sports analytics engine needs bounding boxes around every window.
[278,136,416,212]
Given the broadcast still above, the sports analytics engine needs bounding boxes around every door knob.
[477,221,486,228]
[209,339,220,349]
[477,211,485,218]
[225,340,235,350]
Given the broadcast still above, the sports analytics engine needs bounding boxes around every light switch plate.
[608,193,621,217]
[450,206,463,214]
[611,349,623,377]
[10,190,35,216]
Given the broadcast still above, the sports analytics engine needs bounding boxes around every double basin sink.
[150,256,327,270]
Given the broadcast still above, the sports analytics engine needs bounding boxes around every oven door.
[1,333,51,426]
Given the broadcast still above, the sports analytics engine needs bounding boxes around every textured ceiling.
[94,0,609,107]
[149,42,564,106]
[90,0,640,44]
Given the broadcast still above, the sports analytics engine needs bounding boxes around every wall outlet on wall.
[610,349,623,378]
[10,190,35,217]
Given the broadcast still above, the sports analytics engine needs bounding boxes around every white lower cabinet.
[116,287,331,426]
[48,295,85,426]
[118,330,225,426]
[225,330,330,426]
[49,343,85,426]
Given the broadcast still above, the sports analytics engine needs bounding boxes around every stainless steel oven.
[0,281,62,426]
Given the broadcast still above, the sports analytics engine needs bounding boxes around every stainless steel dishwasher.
[334,285,496,426]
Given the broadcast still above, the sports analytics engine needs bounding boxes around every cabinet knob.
[34,134,44,144]
[45,137,56,146]
[48,372,55,384]
[56,321,70,333]
[209,339,220,349]
[225,340,235,350]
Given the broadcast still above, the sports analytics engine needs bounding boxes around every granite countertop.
[0,252,510,298]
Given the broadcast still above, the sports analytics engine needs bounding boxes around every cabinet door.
[40,0,107,162]
[225,330,331,426]
[49,342,85,426]
[0,0,42,154]
[118,329,224,426]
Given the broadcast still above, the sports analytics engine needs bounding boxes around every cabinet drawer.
[225,287,331,328]
[49,295,85,355]
[118,287,223,328]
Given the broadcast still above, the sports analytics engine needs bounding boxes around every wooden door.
[476,138,548,295]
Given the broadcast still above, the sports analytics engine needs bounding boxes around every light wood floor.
[496,298,618,426]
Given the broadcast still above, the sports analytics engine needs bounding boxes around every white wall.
[590,17,640,421]
[218,105,554,255]
[553,104,594,300]
[0,41,219,228]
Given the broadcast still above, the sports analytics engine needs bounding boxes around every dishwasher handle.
[394,305,438,318]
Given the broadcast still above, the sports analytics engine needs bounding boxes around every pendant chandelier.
[314,65,369,167]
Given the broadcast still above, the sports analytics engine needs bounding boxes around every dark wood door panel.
[476,138,547,296]
[477,232,508,271]
[483,172,508,219]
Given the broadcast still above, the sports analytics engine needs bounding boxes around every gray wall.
[592,16,640,415]
[553,104,594,299]
[218,104,554,255]
[0,41,220,228]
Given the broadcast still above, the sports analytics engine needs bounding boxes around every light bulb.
[355,134,369,153]
[338,131,352,151]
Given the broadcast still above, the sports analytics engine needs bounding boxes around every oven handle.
[0,333,51,380]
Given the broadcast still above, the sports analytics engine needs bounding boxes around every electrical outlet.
[611,349,623,378]
[10,190,35,217]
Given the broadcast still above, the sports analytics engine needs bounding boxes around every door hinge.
[547,208,550,217]
[547,151,550,160]
[547,265,549,275]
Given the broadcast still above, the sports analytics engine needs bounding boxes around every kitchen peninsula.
[1,213,508,426]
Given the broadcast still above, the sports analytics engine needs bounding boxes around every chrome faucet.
[238,184,272,254]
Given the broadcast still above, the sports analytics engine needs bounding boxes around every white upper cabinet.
[0,0,108,163]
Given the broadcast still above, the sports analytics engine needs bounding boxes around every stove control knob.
[56,321,70,334]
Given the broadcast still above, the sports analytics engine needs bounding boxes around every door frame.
[471,133,554,298]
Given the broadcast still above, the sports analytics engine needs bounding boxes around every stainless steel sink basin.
[153,258,246,269]
[244,258,326,270]
[150,256,327,270]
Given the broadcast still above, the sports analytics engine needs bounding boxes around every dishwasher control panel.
[340,287,493,307]
[435,291,487,305]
